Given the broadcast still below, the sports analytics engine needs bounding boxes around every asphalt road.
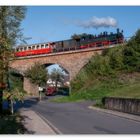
[17,96,140,134]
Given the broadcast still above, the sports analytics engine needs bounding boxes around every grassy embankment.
[53,30,140,104]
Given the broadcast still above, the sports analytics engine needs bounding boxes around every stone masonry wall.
[10,48,102,80]
[103,97,140,115]
[24,77,39,96]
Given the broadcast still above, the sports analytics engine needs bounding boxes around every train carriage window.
[20,48,23,51]
[24,47,27,51]
[32,46,35,50]
[36,45,40,49]
[45,44,48,48]
[28,46,31,50]
[41,44,45,48]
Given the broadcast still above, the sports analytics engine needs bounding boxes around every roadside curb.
[36,111,62,134]
[88,106,140,123]
[20,108,57,134]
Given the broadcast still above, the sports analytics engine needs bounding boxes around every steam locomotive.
[14,28,124,57]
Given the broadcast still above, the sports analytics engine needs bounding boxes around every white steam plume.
[78,16,118,29]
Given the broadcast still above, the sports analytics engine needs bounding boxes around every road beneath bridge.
[16,97,140,134]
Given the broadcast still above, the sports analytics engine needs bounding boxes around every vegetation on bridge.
[53,29,140,104]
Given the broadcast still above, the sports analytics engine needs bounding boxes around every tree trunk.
[55,80,58,91]
[39,92,42,101]
[0,89,3,115]
[10,99,14,115]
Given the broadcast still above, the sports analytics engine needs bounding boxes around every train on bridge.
[14,28,124,57]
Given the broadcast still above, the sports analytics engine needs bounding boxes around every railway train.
[14,28,124,57]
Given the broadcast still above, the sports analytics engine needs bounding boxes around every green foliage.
[104,46,124,70]
[71,33,94,40]
[9,69,23,91]
[122,45,140,72]
[94,99,104,108]
[56,28,140,103]
[0,6,26,85]
[2,69,26,102]
[53,73,140,103]
[4,88,25,102]
[25,63,48,86]
[0,6,27,45]
[124,29,140,72]
[127,29,140,46]
[0,6,26,114]
[87,55,112,76]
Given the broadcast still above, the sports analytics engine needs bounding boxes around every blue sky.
[21,6,140,45]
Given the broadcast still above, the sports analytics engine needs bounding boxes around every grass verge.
[52,75,140,103]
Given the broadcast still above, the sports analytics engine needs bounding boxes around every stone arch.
[43,63,70,75]
[23,62,71,95]
[43,62,70,87]
[9,67,24,76]
[9,48,103,95]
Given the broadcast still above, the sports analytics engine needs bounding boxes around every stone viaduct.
[9,47,105,95]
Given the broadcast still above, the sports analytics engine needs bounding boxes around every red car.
[46,87,56,96]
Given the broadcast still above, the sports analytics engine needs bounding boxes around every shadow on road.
[15,97,42,111]
[2,97,42,112]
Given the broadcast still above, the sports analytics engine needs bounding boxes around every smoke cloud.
[77,16,118,29]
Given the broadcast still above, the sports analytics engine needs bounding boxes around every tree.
[50,68,65,90]
[124,29,140,72]
[71,34,81,40]
[127,29,140,46]
[0,6,26,114]
[4,88,25,114]
[25,63,48,100]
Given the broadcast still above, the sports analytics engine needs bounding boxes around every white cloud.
[77,16,118,29]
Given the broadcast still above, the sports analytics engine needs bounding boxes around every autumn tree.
[0,6,26,114]
[50,68,65,90]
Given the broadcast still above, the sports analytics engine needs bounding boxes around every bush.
[127,29,140,46]
[107,47,124,70]
[95,99,105,108]
[71,29,140,95]
[85,54,112,76]
[123,45,140,72]
[9,70,23,91]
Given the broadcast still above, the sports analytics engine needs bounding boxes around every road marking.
[36,111,63,134]
[88,106,140,123]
